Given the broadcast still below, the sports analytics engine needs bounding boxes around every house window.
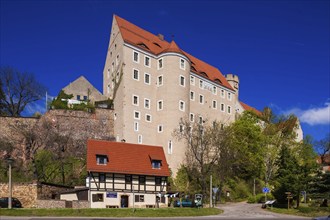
[134,121,139,131]
[139,176,146,185]
[190,91,195,100]
[212,100,217,109]
[158,125,163,133]
[77,95,81,100]
[107,84,110,94]
[111,62,114,72]
[228,92,232,100]
[180,58,185,70]
[107,68,110,78]
[157,75,163,86]
[144,56,150,67]
[138,134,142,144]
[179,75,185,87]
[133,69,139,80]
[132,95,139,106]
[99,173,105,183]
[144,98,150,109]
[199,95,204,104]
[220,103,225,112]
[96,155,108,165]
[125,175,132,184]
[190,113,194,122]
[144,73,150,85]
[179,100,185,112]
[179,124,184,132]
[152,160,161,169]
[116,55,119,66]
[228,105,231,114]
[133,51,139,63]
[92,193,104,202]
[221,89,225,98]
[157,100,163,111]
[199,116,203,124]
[84,96,87,101]
[213,86,217,95]
[199,80,203,89]
[168,140,173,154]
[155,177,162,185]
[158,58,163,69]
[134,111,140,120]
[145,114,152,122]
[190,76,195,85]
[135,195,144,202]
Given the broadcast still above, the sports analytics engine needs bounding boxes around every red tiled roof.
[114,15,234,91]
[87,139,170,177]
[240,101,262,116]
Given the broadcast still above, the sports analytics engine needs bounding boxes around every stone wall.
[73,200,89,209]
[36,199,66,208]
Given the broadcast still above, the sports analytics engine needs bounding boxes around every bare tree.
[315,133,330,164]
[0,66,46,116]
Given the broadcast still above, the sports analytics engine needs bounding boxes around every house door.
[121,195,129,208]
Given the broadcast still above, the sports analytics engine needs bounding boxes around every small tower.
[226,74,239,98]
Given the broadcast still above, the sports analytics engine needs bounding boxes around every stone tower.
[226,74,239,98]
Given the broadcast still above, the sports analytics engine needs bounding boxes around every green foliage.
[247,193,275,203]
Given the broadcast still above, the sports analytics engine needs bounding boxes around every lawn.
[267,205,330,217]
[0,207,223,217]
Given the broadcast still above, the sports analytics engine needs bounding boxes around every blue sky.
[1,0,329,142]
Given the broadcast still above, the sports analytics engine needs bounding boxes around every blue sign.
[262,187,270,193]
[106,192,117,198]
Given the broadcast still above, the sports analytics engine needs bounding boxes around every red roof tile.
[87,139,170,177]
[114,15,234,91]
[240,101,262,116]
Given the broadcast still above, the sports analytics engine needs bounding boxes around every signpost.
[285,192,292,210]
[262,187,270,203]
[212,187,219,207]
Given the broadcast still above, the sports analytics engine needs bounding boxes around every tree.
[315,133,330,164]
[0,66,46,116]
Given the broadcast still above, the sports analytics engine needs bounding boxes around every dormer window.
[152,160,162,169]
[96,155,108,165]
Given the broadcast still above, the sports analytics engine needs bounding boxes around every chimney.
[157,34,164,41]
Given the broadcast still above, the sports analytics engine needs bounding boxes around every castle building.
[102,15,260,174]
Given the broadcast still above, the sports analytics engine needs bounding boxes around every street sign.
[262,187,270,193]
[212,187,219,194]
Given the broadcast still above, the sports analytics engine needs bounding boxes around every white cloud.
[285,102,330,126]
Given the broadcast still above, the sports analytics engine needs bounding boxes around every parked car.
[313,216,330,220]
[174,199,194,207]
[0,197,22,208]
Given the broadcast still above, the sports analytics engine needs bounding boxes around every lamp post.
[6,157,14,209]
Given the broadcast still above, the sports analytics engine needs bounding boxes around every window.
[199,80,203,89]
[144,73,150,85]
[96,155,108,165]
[157,100,163,111]
[134,121,139,131]
[99,173,105,183]
[179,100,185,111]
[190,76,195,85]
[190,91,195,100]
[179,75,185,87]
[133,69,139,80]
[152,160,161,169]
[199,95,204,104]
[212,100,217,109]
[221,103,225,112]
[168,140,173,154]
[221,89,225,98]
[133,51,139,63]
[132,95,139,106]
[145,114,152,122]
[227,105,231,114]
[158,125,163,133]
[125,175,132,184]
[158,58,163,69]
[190,113,194,122]
[116,55,119,66]
[213,86,217,95]
[157,75,163,86]
[139,176,146,185]
[155,177,162,185]
[84,96,87,101]
[111,62,114,72]
[135,195,144,202]
[107,84,110,94]
[107,68,110,78]
[92,193,104,202]
[134,111,140,120]
[228,92,232,100]
[138,134,142,144]
[221,124,224,130]
[144,98,150,109]
[77,95,81,100]
[179,124,184,132]
[199,116,203,125]
[180,58,185,70]
[144,56,150,67]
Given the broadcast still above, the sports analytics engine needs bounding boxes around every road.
[0,202,313,220]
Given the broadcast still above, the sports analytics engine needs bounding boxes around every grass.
[267,205,330,217]
[0,207,223,217]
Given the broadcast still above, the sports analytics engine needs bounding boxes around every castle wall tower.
[226,74,239,98]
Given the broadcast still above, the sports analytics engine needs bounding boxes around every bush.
[248,193,275,203]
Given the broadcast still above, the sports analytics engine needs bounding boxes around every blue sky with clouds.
[1,0,329,141]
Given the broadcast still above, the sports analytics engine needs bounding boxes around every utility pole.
[210,175,212,208]
[6,158,14,209]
